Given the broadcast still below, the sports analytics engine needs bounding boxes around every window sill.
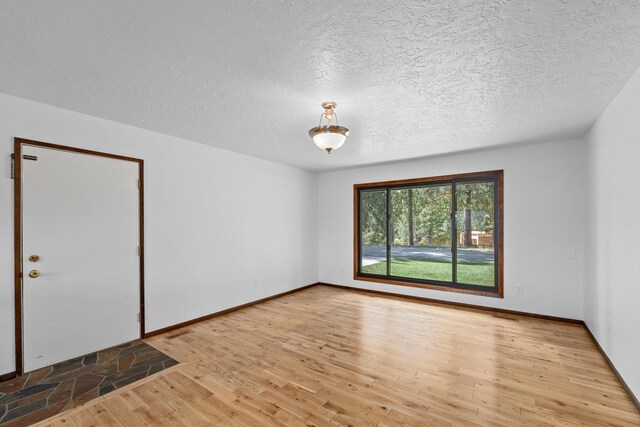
[354,274,504,298]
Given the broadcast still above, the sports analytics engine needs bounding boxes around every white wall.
[4,77,638,401]
[585,68,640,399]
[319,139,586,319]
[0,93,319,376]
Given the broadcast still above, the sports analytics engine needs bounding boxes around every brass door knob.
[28,270,40,279]
[29,255,40,262]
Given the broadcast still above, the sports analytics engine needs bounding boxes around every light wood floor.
[36,286,639,426]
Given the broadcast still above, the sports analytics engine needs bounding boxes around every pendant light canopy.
[309,102,349,154]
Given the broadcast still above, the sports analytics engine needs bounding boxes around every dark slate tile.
[6,387,56,411]
[98,384,115,396]
[163,359,179,369]
[1,400,67,427]
[48,379,74,406]
[119,341,143,351]
[100,346,122,359]
[133,343,157,354]
[82,353,97,366]
[1,398,47,423]
[0,404,6,422]
[118,343,148,357]
[148,363,164,376]
[90,362,118,377]
[101,365,148,388]
[52,356,84,371]
[118,354,135,372]
[23,367,52,388]
[71,374,103,400]
[68,388,98,410]
[132,353,170,369]
[99,346,120,357]
[44,364,92,382]
[0,383,57,405]
[115,341,135,349]
[114,371,149,389]
[92,351,120,375]
[0,377,27,394]
[133,347,164,361]
[135,344,158,357]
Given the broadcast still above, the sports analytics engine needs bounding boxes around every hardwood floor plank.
[85,403,123,427]
[101,396,146,427]
[30,286,639,426]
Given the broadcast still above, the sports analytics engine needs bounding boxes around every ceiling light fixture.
[308,102,349,154]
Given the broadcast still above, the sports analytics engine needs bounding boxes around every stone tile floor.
[0,340,178,426]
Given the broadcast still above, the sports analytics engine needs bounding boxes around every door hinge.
[138,246,141,256]
[137,313,141,322]
[11,154,39,179]
[137,179,141,189]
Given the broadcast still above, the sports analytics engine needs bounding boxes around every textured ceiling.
[1,1,640,171]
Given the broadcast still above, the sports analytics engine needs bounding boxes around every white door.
[21,144,141,372]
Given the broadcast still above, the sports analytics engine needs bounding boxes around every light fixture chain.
[318,112,326,127]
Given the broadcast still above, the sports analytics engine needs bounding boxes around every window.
[355,170,503,297]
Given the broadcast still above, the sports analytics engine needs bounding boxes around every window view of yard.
[360,180,496,287]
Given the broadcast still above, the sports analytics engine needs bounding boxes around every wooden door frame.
[13,137,145,375]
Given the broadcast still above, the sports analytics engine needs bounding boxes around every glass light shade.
[309,125,349,154]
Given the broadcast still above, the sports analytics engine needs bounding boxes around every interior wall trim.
[0,371,17,383]
[582,323,640,412]
[317,282,583,323]
[143,283,318,338]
